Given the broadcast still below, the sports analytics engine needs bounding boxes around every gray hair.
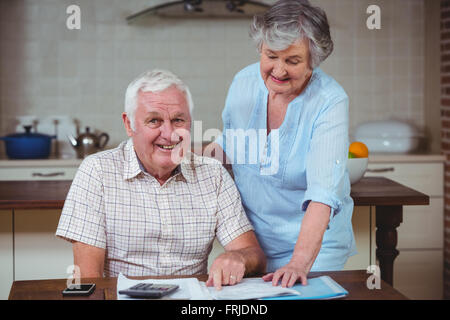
[249,0,333,69]
[124,69,194,131]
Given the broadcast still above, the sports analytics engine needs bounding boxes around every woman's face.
[260,38,313,98]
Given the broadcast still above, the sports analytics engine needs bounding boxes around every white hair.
[124,69,194,131]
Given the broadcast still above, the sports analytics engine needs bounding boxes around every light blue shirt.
[215,62,357,272]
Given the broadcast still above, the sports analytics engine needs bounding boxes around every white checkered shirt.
[56,139,253,277]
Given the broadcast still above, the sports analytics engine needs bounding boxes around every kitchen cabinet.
[14,209,73,282]
[0,208,74,300]
[0,210,13,300]
[0,160,79,300]
[365,154,445,300]
[0,159,81,181]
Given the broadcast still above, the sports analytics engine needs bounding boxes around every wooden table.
[0,177,429,286]
[8,270,407,300]
[350,177,429,285]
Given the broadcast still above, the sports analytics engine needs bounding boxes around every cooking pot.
[354,120,422,154]
[0,125,56,159]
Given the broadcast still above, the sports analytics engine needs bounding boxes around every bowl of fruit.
[347,141,369,184]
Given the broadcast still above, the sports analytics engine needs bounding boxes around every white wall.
[0,0,426,151]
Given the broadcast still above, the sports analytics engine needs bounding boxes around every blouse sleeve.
[301,96,350,218]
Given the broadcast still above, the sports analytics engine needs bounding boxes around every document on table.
[117,273,347,300]
[207,278,301,300]
[260,276,348,300]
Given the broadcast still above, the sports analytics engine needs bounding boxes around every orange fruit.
[349,142,369,158]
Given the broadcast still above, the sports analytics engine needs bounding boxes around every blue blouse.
[215,62,357,272]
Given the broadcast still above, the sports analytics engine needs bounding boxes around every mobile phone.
[62,283,96,296]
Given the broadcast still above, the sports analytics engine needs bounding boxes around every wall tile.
[0,0,427,148]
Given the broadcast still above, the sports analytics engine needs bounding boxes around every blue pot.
[0,126,56,159]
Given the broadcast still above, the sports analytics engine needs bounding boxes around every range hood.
[126,0,270,23]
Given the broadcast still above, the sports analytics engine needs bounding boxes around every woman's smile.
[270,74,290,84]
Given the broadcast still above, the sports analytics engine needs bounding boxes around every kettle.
[67,127,109,159]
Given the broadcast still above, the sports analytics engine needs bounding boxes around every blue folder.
[260,276,348,300]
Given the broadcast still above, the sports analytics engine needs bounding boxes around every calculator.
[118,283,179,298]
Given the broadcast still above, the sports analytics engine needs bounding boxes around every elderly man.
[56,69,266,290]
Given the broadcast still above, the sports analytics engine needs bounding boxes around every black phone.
[62,283,96,296]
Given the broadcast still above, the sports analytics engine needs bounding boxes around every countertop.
[0,153,445,167]
[0,158,82,167]
[368,153,446,163]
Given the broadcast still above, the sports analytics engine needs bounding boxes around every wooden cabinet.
[0,160,80,299]
[14,210,73,281]
[365,154,444,299]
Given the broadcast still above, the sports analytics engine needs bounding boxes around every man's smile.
[155,141,181,151]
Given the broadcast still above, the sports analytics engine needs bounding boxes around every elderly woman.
[210,0,356,287]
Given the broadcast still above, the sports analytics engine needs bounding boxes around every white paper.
[116,273,212,300]
[207,278,301,300]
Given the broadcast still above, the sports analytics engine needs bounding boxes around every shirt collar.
[123,139,197,183]
[123,139,142,180]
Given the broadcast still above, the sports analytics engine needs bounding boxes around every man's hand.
[206,251,246,290]
[206,231,266,290]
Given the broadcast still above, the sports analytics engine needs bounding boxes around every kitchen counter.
[0,153,444,166]
[0,158,82,167]
[0,177,429,287]
[369,153,445,163]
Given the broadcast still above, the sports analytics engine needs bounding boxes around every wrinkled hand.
[262,260,309,287]
[206,251,246,290]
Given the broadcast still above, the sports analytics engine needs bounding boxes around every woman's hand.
[262,258,309,287]
[262,201,331,288]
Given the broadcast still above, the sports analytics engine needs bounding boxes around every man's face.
[123,85,191,178]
